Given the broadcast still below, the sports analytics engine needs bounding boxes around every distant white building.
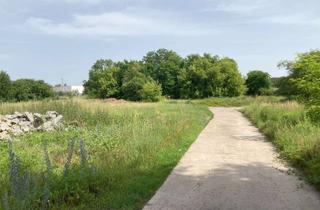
[53,84,84,95]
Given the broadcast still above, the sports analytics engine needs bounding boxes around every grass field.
[0,99,212,209]
[2,96,320,209]
[242,101,320,189]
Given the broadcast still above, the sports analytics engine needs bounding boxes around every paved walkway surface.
[143,107,320,210]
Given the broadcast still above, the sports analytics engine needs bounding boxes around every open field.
[1,96,320,209]
[0,99,212,209]
[242,101,320,189]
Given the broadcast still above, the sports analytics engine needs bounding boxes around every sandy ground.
[143,107,320,210]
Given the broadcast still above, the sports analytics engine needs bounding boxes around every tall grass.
[242,101,320,189]
[188,96,284,107]
[0,99,212,209]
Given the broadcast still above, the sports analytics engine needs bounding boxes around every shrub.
[11,79,54,101]
[279,50,320,105]
[245,70,272,95]
[140,81,162,102]
[307,106,320,124]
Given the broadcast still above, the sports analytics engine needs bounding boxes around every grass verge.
[242,101,320,189]
[167,96,284,107]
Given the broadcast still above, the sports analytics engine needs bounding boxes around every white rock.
[25,112,34,123]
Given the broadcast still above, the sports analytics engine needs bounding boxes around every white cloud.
[205,0,268,14]
[44,0,105,5]
[254,14,320,25]
[26,12,219,38]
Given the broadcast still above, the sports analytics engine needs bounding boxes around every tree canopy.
[245,70,272,95]
[0,71,53,102]
[11,79,54,101]
[279,50,320,105]
[279,50,320,123]
[0,70,12,101]
[84,49,245,101]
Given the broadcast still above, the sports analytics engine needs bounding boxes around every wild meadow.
[242,101,320,189]
[0,99,212,209]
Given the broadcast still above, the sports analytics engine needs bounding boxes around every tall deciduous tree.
[0,70,12,101]
[279,50,320,105]
[84,59,120,98]
[143,49,183,98]
[178,55,244,98]
[216,58,245,97]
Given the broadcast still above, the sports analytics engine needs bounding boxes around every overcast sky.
[1,0,319,85]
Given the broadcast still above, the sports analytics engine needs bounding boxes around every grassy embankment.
[0,99,212,210]
[242,101,320,189]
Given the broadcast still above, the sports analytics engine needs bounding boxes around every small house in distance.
[53,84,84,95]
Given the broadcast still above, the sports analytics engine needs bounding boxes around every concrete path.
[144,107,320,210]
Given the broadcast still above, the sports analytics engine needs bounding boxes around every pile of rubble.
[0,111,63,140]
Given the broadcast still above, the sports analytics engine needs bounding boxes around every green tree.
[216,58,245,97]
[279,50,320,105]
[115,60,143,89]
[280,50,320,123]
[83,59,120,98]
[0,70,12,101]
[272,77,296,96]
[143,49,183,98]
[178,54,221,98]
[178,54,244,98]
[11,79,53,101]
[121,63,148,101]
[120,62,162,101]
[245,70,272,95]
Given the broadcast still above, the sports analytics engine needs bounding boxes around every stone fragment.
[52,115,63,127]
[11,118,20,125]
[33,113,44,128]
[0,123,11,131]
[25,112,34,123]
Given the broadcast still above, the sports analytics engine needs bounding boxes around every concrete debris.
[0,111,63,140]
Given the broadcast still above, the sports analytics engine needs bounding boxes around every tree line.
[83,48,320,110]
[1,49,319,106]
[0,72,53,102]
[84,49,245,101]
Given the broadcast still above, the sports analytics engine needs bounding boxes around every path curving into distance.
[144,107,320,210]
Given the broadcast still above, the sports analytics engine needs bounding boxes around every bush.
[307,106,320,124]
[140,81,162,102]
[11,79,54,101]
[258,87,275,96]
[121,76,146,101]
[246,70,272,95]
[279,50,320,105]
